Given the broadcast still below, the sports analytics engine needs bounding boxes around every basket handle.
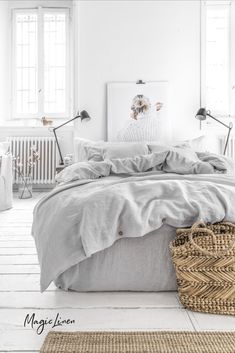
[188,221,235,256]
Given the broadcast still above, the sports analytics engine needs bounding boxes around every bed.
[32,139,235,292]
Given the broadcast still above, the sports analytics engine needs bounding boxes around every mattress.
[54,224,177,291]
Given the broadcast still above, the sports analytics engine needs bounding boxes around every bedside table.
[56,165,66,174]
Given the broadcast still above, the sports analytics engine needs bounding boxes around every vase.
[18,176,33,199]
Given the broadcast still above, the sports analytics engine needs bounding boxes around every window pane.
[205,5,230,115]
[44,13,67,114]
[15,13,38,114]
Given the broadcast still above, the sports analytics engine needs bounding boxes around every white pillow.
[184,136,206,152]
[74,138,149,162]
[74,138,104,162]
[103,143,149,160]
[84,145,104,162]
[148,143,199,162]
[161,135,207,153]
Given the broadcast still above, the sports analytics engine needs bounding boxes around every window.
[201,1,235,118]
[12,7,71,119]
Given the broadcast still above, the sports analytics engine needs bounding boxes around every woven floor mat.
[40,331,235,353]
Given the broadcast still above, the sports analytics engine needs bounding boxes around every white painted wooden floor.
[0,193,235,352]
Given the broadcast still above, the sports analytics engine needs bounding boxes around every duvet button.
[118,231,123,236]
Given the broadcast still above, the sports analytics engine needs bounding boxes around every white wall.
[0,0,204,154]
[0,1,10,124]
[76,0,201,142]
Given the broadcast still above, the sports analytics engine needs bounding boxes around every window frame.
[201,0,235,119]
[11,3,72,120]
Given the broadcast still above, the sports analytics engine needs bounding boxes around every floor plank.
[0,248,36,255]
[0,240,35,248]
[0,308,194,351]
[0,264,40,274]
[0,255,38,265]
[0,236,33,241]
[0,274,56,291]
[188,311,235,331]
[0,227,32,236]
[0,212,33,223]
[0,292,181,309]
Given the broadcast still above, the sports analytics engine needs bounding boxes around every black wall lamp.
[53,110,91,165]
[195,108,233,155]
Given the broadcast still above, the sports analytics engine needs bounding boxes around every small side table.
[56,165,66,174]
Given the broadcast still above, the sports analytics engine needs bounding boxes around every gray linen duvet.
[32,150,235,292]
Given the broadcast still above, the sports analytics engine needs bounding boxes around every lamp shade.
[195,108,207,121]
[80,110,91,122]
[74,110,91,122]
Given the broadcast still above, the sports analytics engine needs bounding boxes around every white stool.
[0,154,13,211]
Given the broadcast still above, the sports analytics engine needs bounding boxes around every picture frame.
[107,81,169,142]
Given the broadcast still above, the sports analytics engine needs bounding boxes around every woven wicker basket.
[170,221,235,315]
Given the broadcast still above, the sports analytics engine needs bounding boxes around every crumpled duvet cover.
[32,150,235,292]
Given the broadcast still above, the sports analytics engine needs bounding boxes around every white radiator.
[219,136,235,159]
[9,136,56,184]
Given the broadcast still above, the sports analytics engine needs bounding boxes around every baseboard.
[13,183,55,192]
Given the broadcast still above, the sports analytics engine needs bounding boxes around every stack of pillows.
[56,136,235,184]
[74,136,207,163]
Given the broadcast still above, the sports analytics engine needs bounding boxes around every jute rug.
[40,331,235,353]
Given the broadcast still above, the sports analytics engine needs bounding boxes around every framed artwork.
[107,81,169,142]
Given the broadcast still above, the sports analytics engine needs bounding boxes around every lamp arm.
[207,113,231,129]
[53,115,81,131]
[206,112,233,155]
[53,115,81,165]
[53,129,64,165]
[223,125,233,155]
